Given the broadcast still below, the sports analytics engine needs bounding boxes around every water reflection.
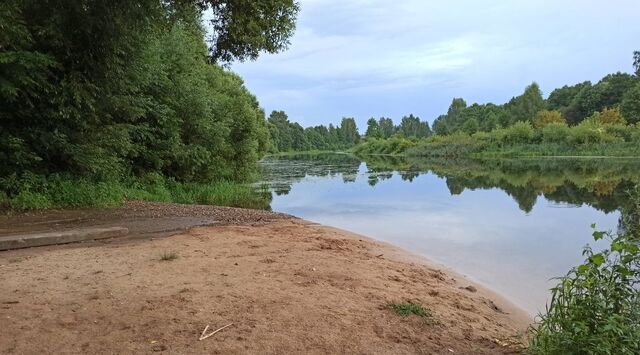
[257,153,640,313]
[262,153,639,224]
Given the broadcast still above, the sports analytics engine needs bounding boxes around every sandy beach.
[0,203,531,354]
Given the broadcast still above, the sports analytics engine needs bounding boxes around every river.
[257,153,640,314]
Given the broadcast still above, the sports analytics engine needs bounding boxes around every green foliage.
[266,111,360,152]
[365,118,383,139]
[397,114,431,138]
[378,117,395,138]
[529,224,640,354]
[353,137,416,155]
[404,117,640,158]
[205,0,300,63]
[498,121,536,144]
[462,117,479,134]
[534,110,567,129]
[389,302,432,318]
[0,174,272,211]
[598,107,626,125]
[506,82,545,125]
[406,133,486,158]
[2,0,297,209]
[621,82,640,125]
[541,123,571,144]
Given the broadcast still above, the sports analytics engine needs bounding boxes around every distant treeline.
[266,111,432,152]
[354,51,640,157]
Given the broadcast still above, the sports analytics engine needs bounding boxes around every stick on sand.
[198,323,233,341]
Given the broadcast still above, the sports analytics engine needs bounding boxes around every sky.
[231,0,640,129]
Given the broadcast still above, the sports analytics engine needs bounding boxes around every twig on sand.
[198,323,233,341]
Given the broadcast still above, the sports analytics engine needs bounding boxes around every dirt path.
[0,207,531,354]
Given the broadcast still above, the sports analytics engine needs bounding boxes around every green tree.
[432,115,449,135]
[365,118,383,139]
[446,98,468,131]
[378,117,395,138]
[339,117,360,145]
[633,50,640,76]
[268,110,293,151]
[204,0,300,63]
[397,114,431,138]
[568,73,636,125]
[506,82,545,124]
[621,83,640,124]
[1,0,299,187]
[462,117,479,134]
[547,81,591,112]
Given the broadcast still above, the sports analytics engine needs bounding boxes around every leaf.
[589,254,605,267]
[592,230,606,241]
[611,242,624,252]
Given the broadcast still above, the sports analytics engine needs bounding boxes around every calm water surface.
[257,154,640,314]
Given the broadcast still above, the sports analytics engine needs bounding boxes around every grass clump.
[159,251,178,261]
[529,220,640,354]
[389,302,432,318]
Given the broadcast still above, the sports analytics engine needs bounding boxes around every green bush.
[353,137,416,155]
[604,124,634,142]
[529,224,640,354]
[499,121,536,144]
[541,123,571,144]
[570,123,620,145]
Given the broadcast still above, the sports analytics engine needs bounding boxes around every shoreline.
[313,221,533,324]
[0,203,531,353]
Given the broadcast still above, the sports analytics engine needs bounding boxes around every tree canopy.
[203,0,300,63]
[1,0,299,190]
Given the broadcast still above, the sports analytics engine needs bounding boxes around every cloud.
[231,0,640,127]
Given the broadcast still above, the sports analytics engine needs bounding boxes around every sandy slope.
[0,215,531,354]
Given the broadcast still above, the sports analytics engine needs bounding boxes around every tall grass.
[0,173,272,211]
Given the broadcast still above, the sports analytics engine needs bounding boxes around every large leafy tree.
[397,114,431,138]
[202,0,300,63]
[339,117,360,145]
[378,117,395,139]
[506,82,545,124]
[365,118,383,139]
[1,0,297,184]
[621,83,640,125]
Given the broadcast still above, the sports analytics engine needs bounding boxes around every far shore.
[0,202,531,354]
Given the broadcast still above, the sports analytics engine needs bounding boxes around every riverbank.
[0,202,530,354]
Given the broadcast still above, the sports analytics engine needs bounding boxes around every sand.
[0,205,532,354]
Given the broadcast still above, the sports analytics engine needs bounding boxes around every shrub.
[604,124,634,142]
[599,107,626,125]
[529,224,640,354]
[570,121,621,145]
[541,123,571,144]
[500,121,535,145]
[534,110,567,129]
[10,191,52,211]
